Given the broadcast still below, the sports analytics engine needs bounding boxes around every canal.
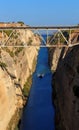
[20,47,55,130]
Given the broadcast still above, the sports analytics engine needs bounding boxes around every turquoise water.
[20,47,55,130]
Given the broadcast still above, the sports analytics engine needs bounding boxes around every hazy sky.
[0,0,79,26]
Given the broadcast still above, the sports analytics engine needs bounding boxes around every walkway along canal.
[20,47,55,130]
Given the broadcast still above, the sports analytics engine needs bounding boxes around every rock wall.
[0,46,39,130]
[48,47,62,71]
[52,46,79,130]
[0,24,40,130]
[0,68,16,130]
[48,31,79,130]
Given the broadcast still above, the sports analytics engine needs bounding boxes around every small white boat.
[37,73,44,78]
[36,64,50,78]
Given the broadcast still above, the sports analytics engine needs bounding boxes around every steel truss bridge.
[0,26,79,48]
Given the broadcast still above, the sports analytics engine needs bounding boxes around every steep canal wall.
[0,23,41,130]
[48,45,79,130]
[0,47,40,130]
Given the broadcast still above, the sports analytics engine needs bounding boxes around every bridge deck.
[0,44,68,48]
[0,26,79,30]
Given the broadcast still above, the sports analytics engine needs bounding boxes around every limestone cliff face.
[52,46,79,130]
[0,24,40,130]
[48,48,62,71]
[48,31,79,130]
[0,68,16,130]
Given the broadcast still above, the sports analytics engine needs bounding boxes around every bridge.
[0,25,79,47]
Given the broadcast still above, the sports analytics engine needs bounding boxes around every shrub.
[4,47,14,57]
[4,30,12,37]
[0,61,7,68]
[28,38,33,45]
[17,21,24,26]
[15,47,23,56]
[23,76,32,97]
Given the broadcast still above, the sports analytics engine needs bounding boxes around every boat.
[37,73,44,78]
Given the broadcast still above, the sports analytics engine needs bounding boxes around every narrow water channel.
[20,47,55,130]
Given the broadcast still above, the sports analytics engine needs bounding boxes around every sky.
[0,0,79,26]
